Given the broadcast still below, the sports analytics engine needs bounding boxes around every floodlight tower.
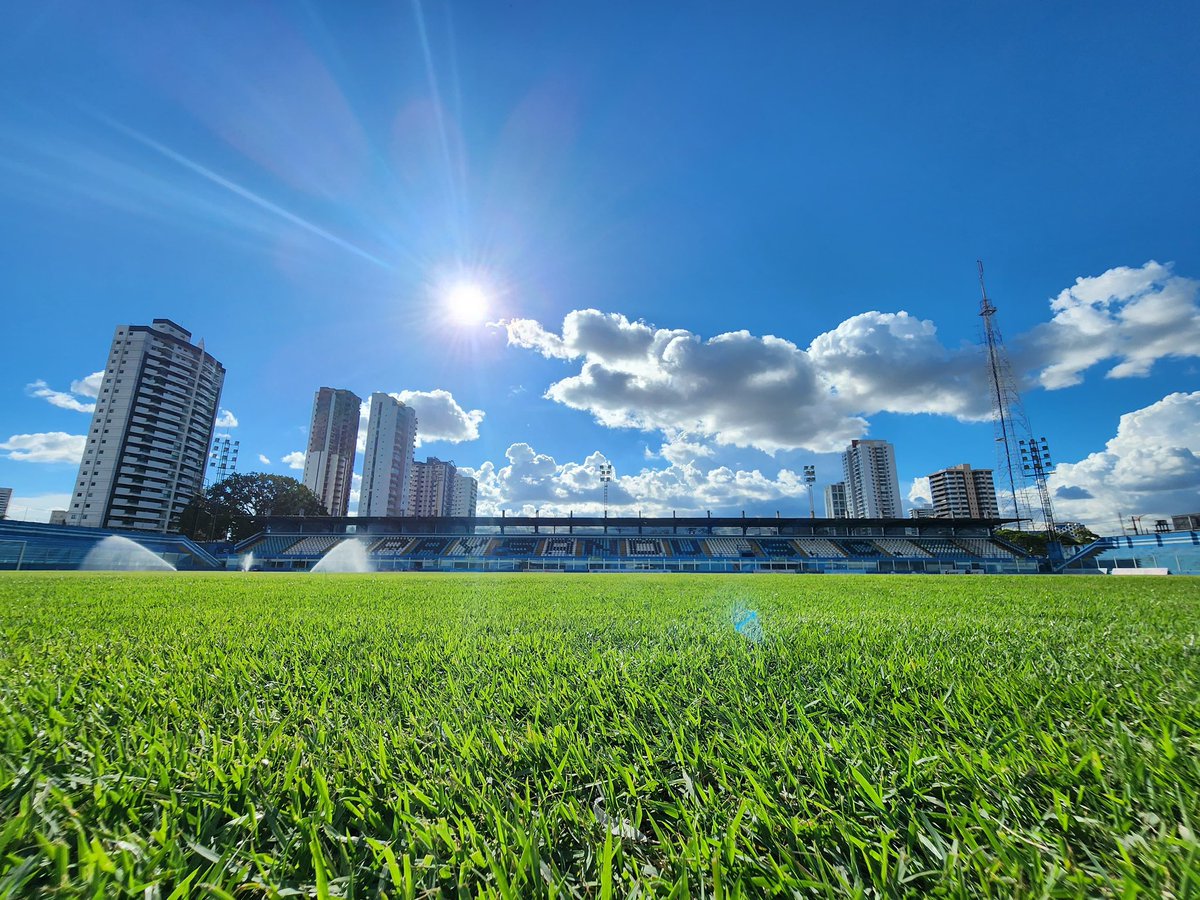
[207,436,239,486]
[598,462,614,517]
[803,465,816,518]
[976,261,1059,551]
[1019,436,1058,543]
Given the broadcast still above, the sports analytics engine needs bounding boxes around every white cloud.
[1048,391,1200,533]
[806,311,987,419]
[506,310,866,453]
[70,371,104,398]
[505,317,571,359]
[214,408,239,428]
[282,451,305,470]
[503,262,1200,455]
[907,476,932,506]
[650,436,716,466]
[396,390,484,446]
[460,441,813,517]
[356,390,484,452]
[1024,261,1200,389]
[258,453,271,465]
[25,376,100,413]
[356,401,371,454]
[2,492,73,522]
[0,432,86,464]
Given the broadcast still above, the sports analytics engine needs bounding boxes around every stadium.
[3,514,1198,574]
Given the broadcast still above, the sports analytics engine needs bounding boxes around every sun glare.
[446,282,489,325]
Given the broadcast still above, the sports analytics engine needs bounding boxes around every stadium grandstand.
[7,513,1194,575]
[1057,530,1200,575]
[0,520,222,571]
[223,513,1042,574]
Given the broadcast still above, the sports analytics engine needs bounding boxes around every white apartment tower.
[302,387,362,517]
[0,487,11,520]
[823,482,849,519]
[449,472,478,518]
[841,439,901,518]
[407,457,457,517]
[67,320,225,532]
[358,393,418,517]
[928,464,999,519]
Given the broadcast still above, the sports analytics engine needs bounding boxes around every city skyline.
[2,3,1198,532]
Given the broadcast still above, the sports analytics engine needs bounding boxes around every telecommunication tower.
[976,261,1058,545]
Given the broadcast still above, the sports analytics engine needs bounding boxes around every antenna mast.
[977,261,1059,548]
[978,261,1023,528]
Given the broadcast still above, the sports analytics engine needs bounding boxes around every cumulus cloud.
[907,476,932,507]
[460,441,813,517]
[506,310,866,453]
[1024,262,1200,389]
[258,453,271,465]
[70,372,104,398]
[503,262,1200,454]
[396,390,483,445]
[807,311,987,419]
[1048,391,1200,533]
[650,436,716,466]
[0,432,86,463]
[215,409,239,428]
[25,373,102,413]
[282,451,305,470]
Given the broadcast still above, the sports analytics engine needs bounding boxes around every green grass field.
[1,573,1198,897]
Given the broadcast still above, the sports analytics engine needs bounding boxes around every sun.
[446,282,489,325]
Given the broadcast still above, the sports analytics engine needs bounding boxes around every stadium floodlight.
[803,465,816,519]
[599,462,614,517]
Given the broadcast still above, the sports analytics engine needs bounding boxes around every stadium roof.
[259,514,1020,535]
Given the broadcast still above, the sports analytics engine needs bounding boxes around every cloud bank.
[0,432,86,464]
[1049,391,1200,532]
[461,441,812,517]
[504,262,1200,454]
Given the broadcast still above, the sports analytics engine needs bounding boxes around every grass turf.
[1,572,1198,897]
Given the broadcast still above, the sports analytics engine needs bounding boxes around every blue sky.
[2,1,1198,532]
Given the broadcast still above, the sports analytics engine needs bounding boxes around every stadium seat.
[793,538,846,557]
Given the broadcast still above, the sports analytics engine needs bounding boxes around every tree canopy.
[994,526,1099,557]
[179,473,328,542]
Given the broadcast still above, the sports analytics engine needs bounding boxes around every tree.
[180,473,328,542]
[994,526,1099,558]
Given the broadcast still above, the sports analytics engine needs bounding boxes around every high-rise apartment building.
[0,487,11,520]
[927,464,998,519]
[449,472,478,518]
[67,320,225,532]
[841,439,901,518]
[358,393,418,518]
[302,388,361,517]
[823,482,848,519]
[407,457,457,517]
